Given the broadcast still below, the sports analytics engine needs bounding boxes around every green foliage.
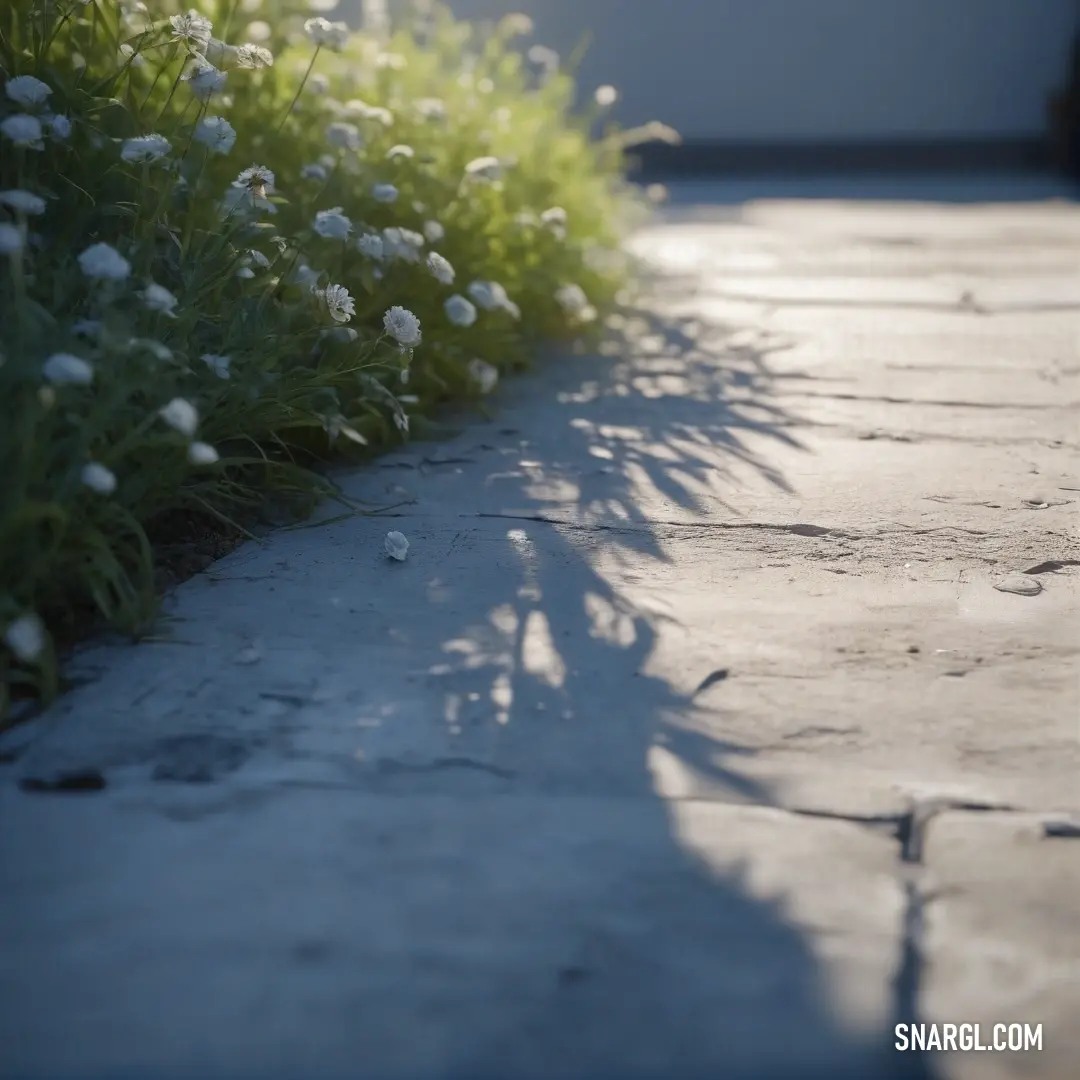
[0,0,653,721]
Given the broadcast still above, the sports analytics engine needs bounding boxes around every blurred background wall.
[382,0,1078,145]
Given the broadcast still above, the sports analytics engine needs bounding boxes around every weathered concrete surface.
[1,185,1078,1079]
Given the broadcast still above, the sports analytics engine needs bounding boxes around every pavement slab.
[1,183,1078,1078]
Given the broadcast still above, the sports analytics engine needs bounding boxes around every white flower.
[246,249,271,270]
[393,411,409,433]
[236,43,274,68]
[194,116,236,154]
[233,164,274,199]
[72,319,101,339]
[43,352,94,385]
[386,143,414,159]
[383,305,421,347]
[527,44,560,71]
[245,20,272,42]
[444,294,477,328]
[301,162,328,181]
[325,121,363,151]
[0,189,46,215]
[426,251,454,285]
[169,10,213,52]
[384,530,409,561]
[291,262,321,288]
[381,227,421,264]
[467,279,514,313]
[308,73,330,95]
[540,206,568,228]
[188,441,220,466]
[81,462,117,495]
[4,613,45,663]
[159,397,199,435]
[1,114,44,149]
[137,283,177,315]
[371,183,398,203]
[183,59,227,102]
[78,242,131,281]
[468,358,499,394]
[316,283,355,323]
[356,232,383,260]
[5,75,51,110]
[304,17,349,50]
[236,266,255,279]
[555,283,589,314]
[594,84,618,107]
[121,133,171,164]
[0,223,23,255]
[423,220,444,243]
[201,354,231,379]
[414,97,446,122]
[464,155,502,181]
[47,114,71,140]
[120,42,147,68]
[500,13,534,38]
[313,206,351,239]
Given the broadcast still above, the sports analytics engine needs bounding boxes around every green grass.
[0,1,674,724]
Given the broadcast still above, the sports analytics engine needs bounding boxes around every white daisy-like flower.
[182,59,227,102]
[301,162,328,182]
[594,84,618,107]
[356,232,384,260]
[426,251,454,285]
[139,282,178,315]
[169,10,213,52]
[0,189,45,215]
[468,357,499,394]
[201,354,231,379]
[236,42,274,68]
[0,223,23,255]
[464,155,502,181]
[383,305,421,347]
[385,143,414,159]
[47,114,71,140]
[233,164,274,199]
[43,352,94,385]
[444,294,477,328]
[371,183,398,203]
[245,20,271,42]
[78,242,131,281]
[313,206,352,240]
[316,283,355,323]
[159,397,199,435]
[4,613,45,663]
[384,530,409,560]
[325,121,362,151]
[1,114,44,149]
[5,75,52,110]
[120,133,171,164]
[194,116,236,154]
[188,441,220,465]
[303,17,349,50]
[467,279,513,313]
[423,220,444,243]
[555,283,589,314]
[81,462,117,495]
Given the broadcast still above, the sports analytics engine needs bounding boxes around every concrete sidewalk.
[2,184,1079,1080]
